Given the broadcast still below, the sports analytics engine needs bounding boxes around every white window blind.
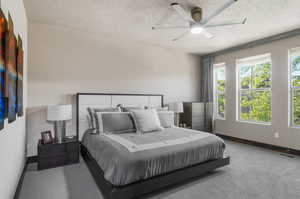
[213,63,226,120]
[289,47,300,126]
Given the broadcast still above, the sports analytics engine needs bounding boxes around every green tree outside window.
[291,54,300,125]
[214,65,226,119]
[239,61,272,123]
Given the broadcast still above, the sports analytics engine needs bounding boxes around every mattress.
[82,127,225,186]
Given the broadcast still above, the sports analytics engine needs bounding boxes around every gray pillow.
[87,107,96,129]
[102,112,136,134]
[87,107,120,130]
[86,115,93,129]
[95,112,136,134]
[157,111,174,128]
[131,109,164,133]
[94,107,120,113]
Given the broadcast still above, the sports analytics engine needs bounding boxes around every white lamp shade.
[169,102,184,113]
[47,104,72,121]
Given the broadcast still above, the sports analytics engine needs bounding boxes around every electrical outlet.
[274,132,279,138]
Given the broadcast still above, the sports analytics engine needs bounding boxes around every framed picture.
[5,14,17,123]
[17,35,23,117]
[0,8,6,130]
[41,131,53,144]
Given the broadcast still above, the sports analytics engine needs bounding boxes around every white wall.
[0,0,28,199]
[27,22,201,156]
[214,35,300,150]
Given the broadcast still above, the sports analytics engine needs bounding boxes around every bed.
[76,93,230,199]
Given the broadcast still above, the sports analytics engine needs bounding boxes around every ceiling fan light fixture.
[157,1,241,41]
[190,25,203,34]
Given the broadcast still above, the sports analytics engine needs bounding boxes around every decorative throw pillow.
[95,112,135,134]
[131,109,164,133]
[101,112,136,134]
[157,111,175,128]
[87,107,120,131]
[93,107,121,113]
[87,107,96,129]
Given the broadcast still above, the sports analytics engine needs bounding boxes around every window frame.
[237,53,272,124]
[288,47,300,127]
[213,63,226,120]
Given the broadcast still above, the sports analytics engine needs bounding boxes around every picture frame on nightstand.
[41,131,53,144]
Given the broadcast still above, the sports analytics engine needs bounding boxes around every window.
[237,54,272,123]
[214,63,226,119]
[289,48,300,126]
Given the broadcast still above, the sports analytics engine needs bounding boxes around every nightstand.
[181,102,205,131]
[38,137,79,170]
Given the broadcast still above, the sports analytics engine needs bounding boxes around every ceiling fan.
[152,0,247,41]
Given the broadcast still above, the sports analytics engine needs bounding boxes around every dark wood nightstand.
[38,137,79,170]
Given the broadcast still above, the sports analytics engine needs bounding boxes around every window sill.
[289,125,300,129]
[237,120,271,126]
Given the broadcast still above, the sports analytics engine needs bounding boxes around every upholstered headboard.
[76,93,164,140]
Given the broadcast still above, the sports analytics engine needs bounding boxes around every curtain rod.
[201,27,300,59]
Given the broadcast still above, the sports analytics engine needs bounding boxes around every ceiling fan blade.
[201,0,238,25]
[172,30,190,42]
[171,3,194,22]
[152,25,189,30]
[205,18,247,28]
[153,8,174,27]
[201,29,214,39]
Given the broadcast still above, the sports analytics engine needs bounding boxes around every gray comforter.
[82,128,225,186]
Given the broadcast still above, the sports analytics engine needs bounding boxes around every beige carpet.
[19,140,300,199]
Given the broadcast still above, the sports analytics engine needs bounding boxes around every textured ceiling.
[24,0,300,54]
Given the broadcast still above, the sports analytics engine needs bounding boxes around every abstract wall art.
[0,11,24,130]
[17,35,23,117]
[0,8,6,130]
[5,14,17,123]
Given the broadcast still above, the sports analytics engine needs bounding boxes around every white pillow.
[146,106,169,111]
[131,109,164,133]
[157,111,175,128]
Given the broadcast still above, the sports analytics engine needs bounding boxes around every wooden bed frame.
[77,93,230,199]
[81,145,229,199]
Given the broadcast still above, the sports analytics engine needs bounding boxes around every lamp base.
[54,121,66,143]
[175,113,180,126]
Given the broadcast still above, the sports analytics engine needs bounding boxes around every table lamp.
[47,104,72,143]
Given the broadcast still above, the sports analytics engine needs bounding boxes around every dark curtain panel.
[200,56,215,133]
